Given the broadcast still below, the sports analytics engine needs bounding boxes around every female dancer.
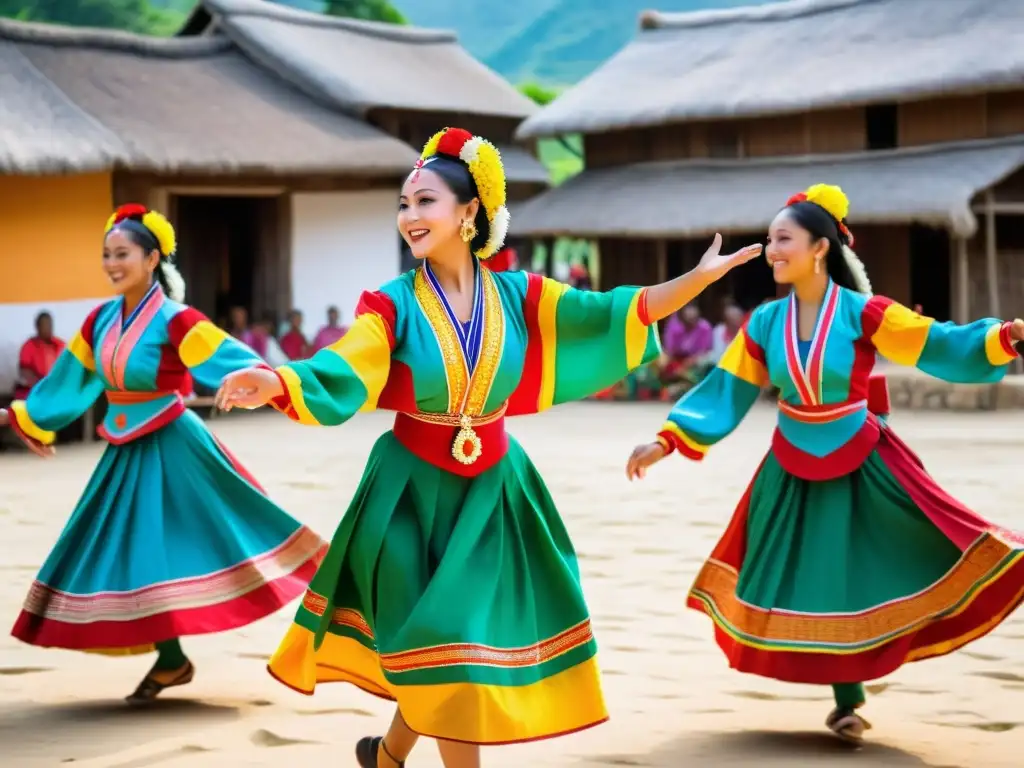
[0,204,325,703]
[215,127,762,767]
[626,184,1024,742]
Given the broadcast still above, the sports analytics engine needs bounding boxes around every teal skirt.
[12,410,325,654]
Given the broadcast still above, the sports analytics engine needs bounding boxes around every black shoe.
[356,736,405,767]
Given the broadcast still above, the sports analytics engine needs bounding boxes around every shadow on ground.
[587,730,966,767]
[0,698,240,764]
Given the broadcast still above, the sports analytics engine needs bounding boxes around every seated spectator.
[312,305,348,352]
[14,311,65,400]
[279,309,309,360]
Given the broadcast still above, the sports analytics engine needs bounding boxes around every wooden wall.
[584,89,1024,167]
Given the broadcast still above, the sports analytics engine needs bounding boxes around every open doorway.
[909,225,951,321]
[171,195,289,331]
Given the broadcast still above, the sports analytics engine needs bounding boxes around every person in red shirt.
[278,309,309,361]
[14,312,65,400]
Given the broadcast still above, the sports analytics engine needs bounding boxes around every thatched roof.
[184,0,538,120]
[517,0,1024,139]
[510,136,1024,239]
[0,17,417,176]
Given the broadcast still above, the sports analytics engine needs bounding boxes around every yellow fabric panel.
[870,302,933,366]
[984,322,1017,366]
[66,330,96,372]
[10,400,55,445]
[177,320,229,368]
[537,277,568,412]
[625,289,651,370]
[716,329,767,387]
[323,312,392,412]
[267,624,608,744]
[275,366,320,426]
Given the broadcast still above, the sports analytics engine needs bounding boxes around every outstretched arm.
[644,235,762,322]
[863,296,1023,383]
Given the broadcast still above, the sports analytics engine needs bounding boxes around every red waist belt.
[393,405,509,478]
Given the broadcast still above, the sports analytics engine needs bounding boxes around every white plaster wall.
[0,298,106,394]
[291,191,401,333]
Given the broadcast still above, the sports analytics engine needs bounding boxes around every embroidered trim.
[300,588,594,672]
[784,281,839,406]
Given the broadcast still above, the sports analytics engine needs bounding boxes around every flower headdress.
[785,183,871,294]
[416,127,510,261]
[104,203,186,301]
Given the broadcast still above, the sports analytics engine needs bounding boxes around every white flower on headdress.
[484,206,510,259]
[841,245,872,295]
[160,260,187,302]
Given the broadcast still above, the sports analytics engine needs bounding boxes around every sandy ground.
[1,402,1022,767]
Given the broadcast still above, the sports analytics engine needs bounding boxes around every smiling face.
[766,208,829,285]
[397,166,478,260]
[103,229,159,296]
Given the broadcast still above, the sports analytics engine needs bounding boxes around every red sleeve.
[354,290,398,351]
[79,305,104,348]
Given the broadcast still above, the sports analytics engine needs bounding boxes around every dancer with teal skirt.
[627,184,1024,743]
[215,127,762,768]
[0,204,326,704]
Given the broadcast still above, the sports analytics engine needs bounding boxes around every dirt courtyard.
[0,402,1021,767]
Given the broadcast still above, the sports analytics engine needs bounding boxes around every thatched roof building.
[517,0,1024,138]
[180,0,548,187]
[510,0,1024,328]
[0,17,416,177]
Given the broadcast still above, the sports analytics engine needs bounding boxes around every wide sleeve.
[657,312,769,461]
[507,273,661,414]
[8,307,105,446]
[269,291,394,427]
[168,307,271,390]
[862,296,1018,384]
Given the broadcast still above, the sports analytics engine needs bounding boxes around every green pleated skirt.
[268,431,607,745]
[688,426,1024,684]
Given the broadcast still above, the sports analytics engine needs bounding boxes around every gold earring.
[814,258,822,274]
[460,218,477,243]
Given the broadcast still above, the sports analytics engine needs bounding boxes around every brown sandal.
[356,736,405,767]
[125,660,195,705]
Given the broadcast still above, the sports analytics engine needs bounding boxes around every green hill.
[395,0,768,86]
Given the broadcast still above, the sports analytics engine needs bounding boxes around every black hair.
[107,222,174,297]
[35,311,52,329]
[781,202,861,292]
[421,155,491,255]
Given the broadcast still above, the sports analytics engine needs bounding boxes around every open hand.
[695,234,763,284]
[1009,318,1024,343]
[626,441,668,481]
[1,409,55,458]
[215,367,284,412]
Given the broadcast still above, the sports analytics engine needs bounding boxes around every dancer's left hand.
[695,234,763,284]
[215,367,284,411]
[626,441,667,481]
[0,408,7,428]
[1009,318,1024,343]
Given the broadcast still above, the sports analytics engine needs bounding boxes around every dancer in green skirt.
[627,183,1024,743]
[215,127,761,767]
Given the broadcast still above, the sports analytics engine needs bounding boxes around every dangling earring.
[814,258,822,274]
[459,218,477,243]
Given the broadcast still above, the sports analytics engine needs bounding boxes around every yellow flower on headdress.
[104,203,177,256]
[804,184,850,222]
[418,127,509,260]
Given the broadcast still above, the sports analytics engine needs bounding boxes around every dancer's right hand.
[215,367,284,411]
[0,409,55,458]
[626,441,667,481]
[0,408,7,427]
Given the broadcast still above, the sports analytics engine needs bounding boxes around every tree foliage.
[0,0,182,34]
[322,0,405,24]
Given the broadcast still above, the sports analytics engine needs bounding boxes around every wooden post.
[954,235,970,324]
[984,191,1000,319]
[655,239,668,285]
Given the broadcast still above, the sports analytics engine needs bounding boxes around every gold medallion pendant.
[452,414,483,465]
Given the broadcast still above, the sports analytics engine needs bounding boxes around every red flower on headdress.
[113,203,148,223]
[785,192,808,207]
[436,127,474,159]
